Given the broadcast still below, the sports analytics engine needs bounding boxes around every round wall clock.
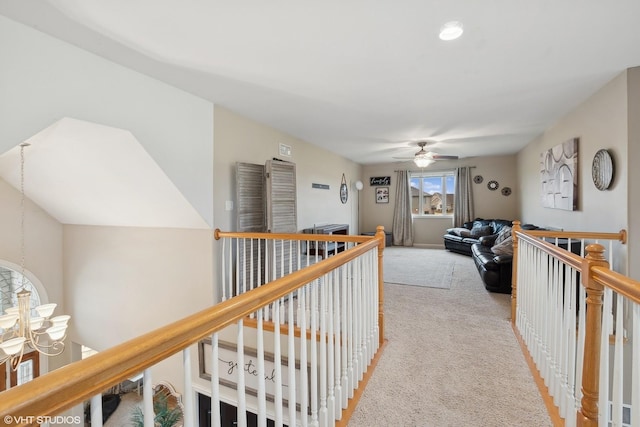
[340,174,348,203]
[487,180,499,191]
[501,187,512,196]
[473,175,484,184]
[592,149,614,191]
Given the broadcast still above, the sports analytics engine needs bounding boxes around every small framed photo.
[376,187,389,204]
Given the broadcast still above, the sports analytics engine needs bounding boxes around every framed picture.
[376,187,389,204]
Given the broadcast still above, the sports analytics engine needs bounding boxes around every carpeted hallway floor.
[348,248,551,427]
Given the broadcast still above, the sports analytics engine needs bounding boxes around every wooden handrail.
[591,265,640,304]
[524,229,627,244]
[0,232,383,425]
[515,229,585,270]
[214,229,372,243]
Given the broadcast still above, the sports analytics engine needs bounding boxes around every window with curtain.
[409,171,455,216]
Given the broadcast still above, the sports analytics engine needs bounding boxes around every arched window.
[0,265,41,314]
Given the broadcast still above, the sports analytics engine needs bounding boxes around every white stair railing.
[211,230,382,427]
[512,224,639,427]
[0,229,384,427]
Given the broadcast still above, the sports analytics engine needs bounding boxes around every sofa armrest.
[479,234,498,246]
[493,255,513,264]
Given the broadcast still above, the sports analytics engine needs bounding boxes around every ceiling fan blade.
[392,156,414,160]
[431,154,458,160]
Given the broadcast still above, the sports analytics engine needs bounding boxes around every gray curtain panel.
[454,166,474,227]
[392,170,414,246]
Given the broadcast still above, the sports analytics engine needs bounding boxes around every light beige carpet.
[349,249,551,427]
[383,247,455,289]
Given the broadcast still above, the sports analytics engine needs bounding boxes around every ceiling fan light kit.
[439,21,464,41]
[414,155,435,168]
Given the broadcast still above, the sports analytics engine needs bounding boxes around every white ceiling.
[2,1,640,165]
[0,118,210,228]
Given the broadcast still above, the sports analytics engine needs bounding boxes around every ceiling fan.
[392,141,459,167]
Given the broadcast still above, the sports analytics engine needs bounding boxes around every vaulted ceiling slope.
[2,1,640,164]
[0,118,210,229]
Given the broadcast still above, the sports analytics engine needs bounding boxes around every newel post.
[375,225,386,346]
[510,220,521,324]
[577,243,608,427]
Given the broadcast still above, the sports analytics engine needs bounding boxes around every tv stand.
[303,224,349,259]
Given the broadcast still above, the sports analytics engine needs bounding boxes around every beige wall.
[627,68,640,279]
[516,69,630,273]
[361,155,519,246]
[63,225,214,389]
[213,106,363,233]
[0,179,67,371]
[0,181,64,307]
[517,70,628,232]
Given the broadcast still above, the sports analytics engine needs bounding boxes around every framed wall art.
[376,187,389,204]
[540,138,579,211]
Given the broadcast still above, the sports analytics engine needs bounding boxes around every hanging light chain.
[19,142,30,290]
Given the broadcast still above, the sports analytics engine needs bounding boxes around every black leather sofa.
[471,233,513,293]
[443,219,512,256]
[444,219,541,293]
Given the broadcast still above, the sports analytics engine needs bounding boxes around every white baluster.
[631,304,640,427]
[334,268,343,420]
[611,292,624,427]
[221,238,227,301]
[565,267,578,427]
[319,277,328,427]
[237,319,247,427]
[299,285,309,427]
[143,369,154,427]
[351,261,360,385]
[183,347,195,427]
[257,309,266,427]
[343,262,352,402]
[310,281,319,427]
[326,271,336,425]
[598,288,612,426]
[288,290,297,427]
[250,238,255,292]
[235,238,241,297]
[90,393,103,427]
[274,298,284,427]
[242,238,247,294]
[211,332,221,427]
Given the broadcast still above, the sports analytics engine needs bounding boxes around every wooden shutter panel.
[235,162,266,232]
[266,160,298,278]
[266,160,297,233]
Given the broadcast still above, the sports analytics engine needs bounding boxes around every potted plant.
[131,391,182,427]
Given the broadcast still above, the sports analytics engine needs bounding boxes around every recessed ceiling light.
[439,21,464,41]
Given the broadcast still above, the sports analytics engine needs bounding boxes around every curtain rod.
[394,165,476,173]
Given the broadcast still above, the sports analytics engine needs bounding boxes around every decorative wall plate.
[592,149,614,191]
[473,175,483,184]
[340,173,348,203]
[501,187,512,196]
[487,180,499,191]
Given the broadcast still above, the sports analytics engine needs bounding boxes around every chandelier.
[0,143,70,370]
